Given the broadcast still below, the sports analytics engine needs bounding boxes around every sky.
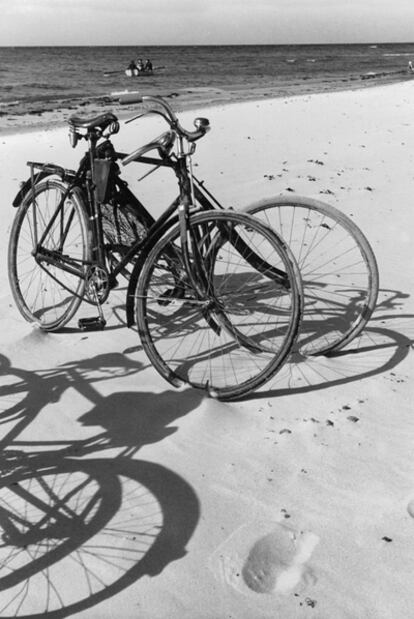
[1,0,414,46]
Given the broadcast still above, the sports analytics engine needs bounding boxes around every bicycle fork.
[177,205,266,353]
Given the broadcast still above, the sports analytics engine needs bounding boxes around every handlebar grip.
[119,93,143,105]
[186,127,210,142]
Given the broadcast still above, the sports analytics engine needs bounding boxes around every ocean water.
[1,43,414,120]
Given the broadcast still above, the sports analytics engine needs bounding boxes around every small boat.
[104,65,163,78]
[125,68,154,77]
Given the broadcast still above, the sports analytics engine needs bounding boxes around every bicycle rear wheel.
[135,211,302,400]
[8,179,89,331]
[244,196,379,355]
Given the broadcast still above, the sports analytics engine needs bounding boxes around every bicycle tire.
[244,195,379,355]
[8,179,90,331]
[135,210,302,400]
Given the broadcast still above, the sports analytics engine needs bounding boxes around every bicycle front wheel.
[135,211,302,400]
[244,196,379,355]
[8,179,90,331]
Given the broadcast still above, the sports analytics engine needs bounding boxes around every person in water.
[136,59,144,72]
[127,59,137,72]
[408,61,414,74]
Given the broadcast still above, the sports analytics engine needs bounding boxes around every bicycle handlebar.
[118,93,210,143]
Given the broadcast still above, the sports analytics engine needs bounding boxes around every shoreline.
[1,68,413,136]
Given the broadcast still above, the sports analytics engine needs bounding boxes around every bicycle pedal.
[78,317,106,331]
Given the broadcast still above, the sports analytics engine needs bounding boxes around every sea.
[1,43,414,127]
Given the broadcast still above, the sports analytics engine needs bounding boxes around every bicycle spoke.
[245,197,378,355]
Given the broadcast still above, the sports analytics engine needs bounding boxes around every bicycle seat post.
[77,130,108,332]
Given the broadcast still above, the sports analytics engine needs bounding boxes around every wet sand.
[1,68,413,135]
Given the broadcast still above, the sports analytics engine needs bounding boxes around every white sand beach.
[0,81,413,618]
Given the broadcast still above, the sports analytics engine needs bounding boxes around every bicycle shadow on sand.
[247,288,414,399]
[0,352,203,618]
[114,286,413,401]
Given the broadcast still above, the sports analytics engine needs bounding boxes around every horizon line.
[1,41,414,48]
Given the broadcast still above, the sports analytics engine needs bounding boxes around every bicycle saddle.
[68,112,118,132]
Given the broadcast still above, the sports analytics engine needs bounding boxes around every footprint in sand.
[242,526,319,595]
[208,521,319,597]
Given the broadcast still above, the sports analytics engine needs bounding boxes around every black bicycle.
[8,94,303,400]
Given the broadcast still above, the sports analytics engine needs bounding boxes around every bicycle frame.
[18,145,219,289]
[16,131,290,324]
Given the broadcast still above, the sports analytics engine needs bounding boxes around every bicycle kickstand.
[78,281,107,332]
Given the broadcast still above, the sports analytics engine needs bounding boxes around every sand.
[0,80,413,618]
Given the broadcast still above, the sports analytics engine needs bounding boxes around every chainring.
[85,265,110,304]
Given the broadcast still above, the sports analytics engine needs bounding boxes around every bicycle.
[7,94,303,401]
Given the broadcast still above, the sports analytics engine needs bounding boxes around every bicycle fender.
[12,171,51,207]
[12,164,77,207]
[125,214,180,327]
